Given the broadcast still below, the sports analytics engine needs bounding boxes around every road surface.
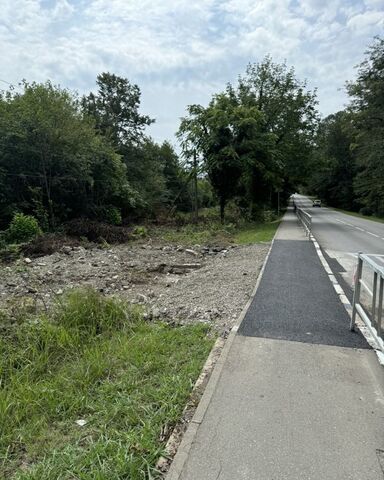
[293,194,384,298]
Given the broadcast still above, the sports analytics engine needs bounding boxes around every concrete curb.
[165,228,278,479]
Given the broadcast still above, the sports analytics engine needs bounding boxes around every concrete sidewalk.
[167,209,384,480]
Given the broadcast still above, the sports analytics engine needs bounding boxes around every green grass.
[0,289,214,479]
[234,220,281,244]
[150,218,281,246]
[331,207,384,224]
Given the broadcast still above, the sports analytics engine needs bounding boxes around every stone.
[185,249,199,257]
[24,257,32,264]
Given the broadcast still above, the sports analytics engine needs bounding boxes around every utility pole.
[193,150,198,222]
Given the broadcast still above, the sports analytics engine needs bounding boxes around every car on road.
[312,199,322,207]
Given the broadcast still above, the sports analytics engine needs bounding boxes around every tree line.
[0,36,383,237]
[0,75,213,231]
[308,37,384,216]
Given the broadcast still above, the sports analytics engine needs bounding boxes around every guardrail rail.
[351,253,384,351]
[293,200,312,236]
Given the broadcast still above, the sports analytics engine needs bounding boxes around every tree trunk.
[193,150,198,223]
[220,197,225,224]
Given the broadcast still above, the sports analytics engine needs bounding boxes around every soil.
[0,240,269,333]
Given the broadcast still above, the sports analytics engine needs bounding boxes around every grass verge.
[0,289,215,479]
[151,219,281,246]
[234,220,281,244]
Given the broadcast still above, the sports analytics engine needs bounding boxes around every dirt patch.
[0,241,269,332]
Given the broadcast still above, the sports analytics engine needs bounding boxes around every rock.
[137,293,148,303]
[171,263,201,270]
[152,307,161,319]
[185,249,199,257]
[26,286,37,293]
[56,289,64,295]
[36,262,47,267]
[170,268,185,275]
[156,456,169,472]
[122,285,130,290]
[24,257,32,264]
[162,246,172,252]
[75,419,87,427]
[61,246,73,255]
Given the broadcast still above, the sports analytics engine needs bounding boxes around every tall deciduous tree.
[82,73,154,146]
[178,58,318,221]
[346,36,384,215]
[0,81,129,228]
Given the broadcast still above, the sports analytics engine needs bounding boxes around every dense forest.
[0,36,383,245]
[309,36,384,216]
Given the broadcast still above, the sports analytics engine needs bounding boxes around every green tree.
[309,112,356,210]
[346,37,384,215]
[82,72,154,146]
[0,81,130,228]
[178,58,318,221]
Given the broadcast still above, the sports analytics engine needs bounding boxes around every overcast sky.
[1,0,383,145]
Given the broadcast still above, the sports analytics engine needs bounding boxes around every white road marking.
[367,232,380,238]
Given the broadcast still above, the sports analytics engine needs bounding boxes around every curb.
[165,229,277,479]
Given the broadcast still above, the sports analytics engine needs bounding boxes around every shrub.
[132,225,148,238]
[64,218,131,243]
[103,206,122,225]
[359,206,373,216]
[22,234,82,257]
[7,213,42,243]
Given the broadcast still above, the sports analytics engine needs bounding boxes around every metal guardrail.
[293,200,312,236]
[351,253,384,351]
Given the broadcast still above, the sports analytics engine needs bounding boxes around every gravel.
[0,241,269,333]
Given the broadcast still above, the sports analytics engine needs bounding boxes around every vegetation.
[178,57,318,222]
[309,37,384,217]
[0,289,214,479]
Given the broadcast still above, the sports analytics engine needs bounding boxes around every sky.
[0,0,383,145]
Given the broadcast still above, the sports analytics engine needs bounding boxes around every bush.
[64,218,131,243]
[7,213,42,243]
[96,206,122,225]
[132,225,148,238]
[22,233,82,257]
[359,206,373,216]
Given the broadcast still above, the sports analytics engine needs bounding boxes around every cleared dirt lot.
[0,240,269,332]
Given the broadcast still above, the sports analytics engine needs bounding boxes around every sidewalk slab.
[167,210,384,480]
[177,337,384,480]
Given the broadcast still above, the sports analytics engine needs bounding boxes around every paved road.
[293,194,384,296]
[167,210,384,480]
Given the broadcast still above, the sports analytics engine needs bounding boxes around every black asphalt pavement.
[239,214,369,348]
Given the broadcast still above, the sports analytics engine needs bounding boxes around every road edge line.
[165,229,277,479]
[309,232,384,366]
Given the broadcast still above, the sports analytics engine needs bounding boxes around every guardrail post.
[351,254,363,331]
[377,277,384,338]
[372,271,378,328]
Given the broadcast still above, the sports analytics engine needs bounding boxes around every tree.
[238,57,319,193]
[178,58,318,221]
[346,37,384,215]
[82,72,154,146]
[0,81,130,228]
[309,112,356,210]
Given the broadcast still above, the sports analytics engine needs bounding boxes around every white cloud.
[347,10,384,31]
[0,0,382,141]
